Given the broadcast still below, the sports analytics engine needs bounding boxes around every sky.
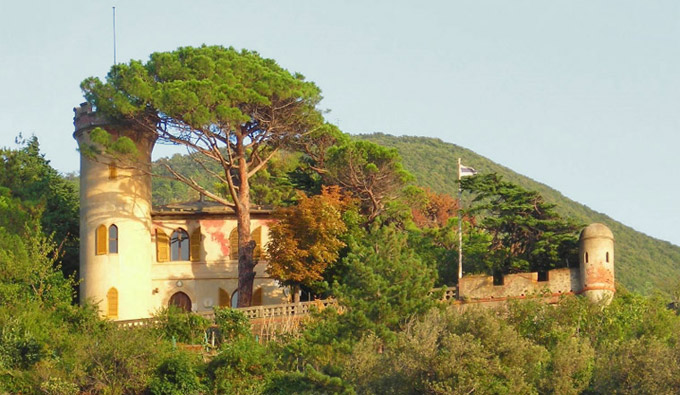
[1,1,679,245]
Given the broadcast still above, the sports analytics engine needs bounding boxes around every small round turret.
[579,223,615,304]
[74,103,157,319]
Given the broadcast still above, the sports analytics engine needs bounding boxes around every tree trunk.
[236,208,255,307]
[236,136,256,307]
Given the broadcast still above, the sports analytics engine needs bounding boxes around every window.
[229,228,239,260]
[252,226,262,260]
[171,228,190,261]
[585,252,589,263]
[229,227,262,261]
[156,229,169,262]
[107,287,118,319]
[537,271,549,282]
[169,291,191,312]
[190,227,201,262]
[96,224,107,255]
[606,252,609,263]
[108,224,118,254]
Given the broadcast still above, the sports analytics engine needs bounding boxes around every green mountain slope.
[357,133,680,295]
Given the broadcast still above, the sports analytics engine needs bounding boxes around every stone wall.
[458,267,581,301]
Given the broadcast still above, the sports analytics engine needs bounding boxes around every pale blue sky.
[1,1,678,245]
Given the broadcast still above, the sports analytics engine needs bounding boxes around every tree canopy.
[0,136,79,279]
[266,186,350,300]
[461,173,580,274]
[325,140,411,223]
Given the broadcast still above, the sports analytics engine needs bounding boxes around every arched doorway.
[169,291,192,312]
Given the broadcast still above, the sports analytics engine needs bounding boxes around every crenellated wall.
[458,223,615,306]
[459,267,580,301]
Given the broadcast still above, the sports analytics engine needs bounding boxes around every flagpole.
[112,6,117,65]
[458,158,463,280]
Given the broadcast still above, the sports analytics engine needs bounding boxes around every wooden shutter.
[96,225,107,255]
[156,229,169,262]
[107,287,118,319]
[218,288,230,307]
[229,228,239,261]
[251,226,262,260]
[190,227,201,262]
[252,287,263,306]
[108,163,117,179]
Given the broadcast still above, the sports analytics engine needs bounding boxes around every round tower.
[74,103,157,320]
[578,223,615,304]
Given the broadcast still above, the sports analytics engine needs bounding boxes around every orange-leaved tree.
[266,186,350,302]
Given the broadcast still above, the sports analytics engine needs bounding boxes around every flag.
[459,164,477,177]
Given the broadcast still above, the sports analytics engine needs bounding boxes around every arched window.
[108,224,118,254]
[171,228,190,261]
[106,287,118,319]
[251,226,262,260]
[169,291,192,312]
[231,290,239,308]
[219,288,230,307]
[156,229,169,262]
[190,227,201,262]
[96,224,107,255]
[229,228,239,261]
[252,287,263,306]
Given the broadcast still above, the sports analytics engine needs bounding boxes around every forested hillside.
[357,133,680,295]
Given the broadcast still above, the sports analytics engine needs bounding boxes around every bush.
[213,307,251,343]
[80,326,171,393]
[154,306,210,344]
[207,336,275,394]
[148,351,205,395]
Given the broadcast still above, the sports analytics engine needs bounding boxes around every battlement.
[457,222,616,305]
[73,102,111,134]
[458,267,579,301]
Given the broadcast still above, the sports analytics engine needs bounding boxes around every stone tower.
[73,103,157,320]
[578,222,615,303]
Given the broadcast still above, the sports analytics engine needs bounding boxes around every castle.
[74,103,286,320]
[74,103,616,321]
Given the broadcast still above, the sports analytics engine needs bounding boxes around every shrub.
[148,351,205,395]
[154,306,210,344]
[213,307,251,343]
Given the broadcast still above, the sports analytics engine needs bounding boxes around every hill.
[356,133,680,295]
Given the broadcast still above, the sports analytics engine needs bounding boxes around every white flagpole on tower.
[457,159,477,282]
